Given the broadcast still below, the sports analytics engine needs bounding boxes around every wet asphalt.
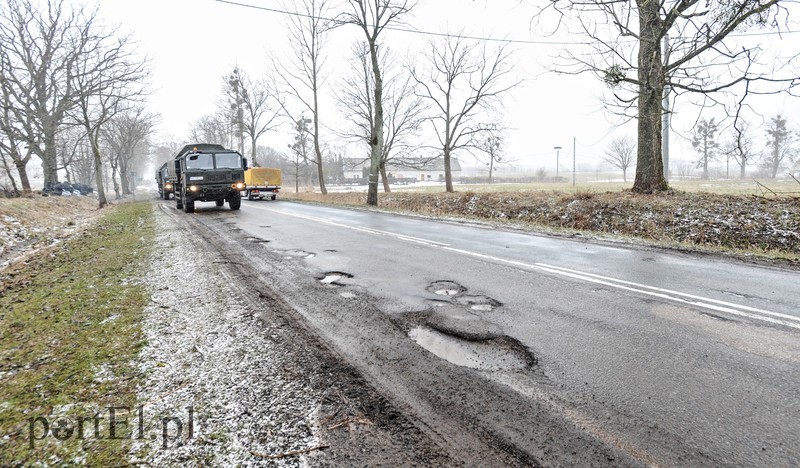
[182,199,800,467]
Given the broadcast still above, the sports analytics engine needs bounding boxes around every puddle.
[453,295,502,312]
[408,326,531,371]
[427,281,466,297]
[320,271,354,286]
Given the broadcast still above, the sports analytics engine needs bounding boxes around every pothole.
[273,249,316,259]
[409,326,532,371]
[319,271,353,286]
[453,295,502,312]
[427,280,466,297]
[425,299,450,308]
[246,237,270,243]
[324,249,338,253]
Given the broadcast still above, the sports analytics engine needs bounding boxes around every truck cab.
[155,162,176,199]
[172,147,247,212]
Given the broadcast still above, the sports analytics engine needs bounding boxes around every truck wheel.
[176,195,183,210]
[184,198,194,213]
[215,199,224,207]
[229,195,241,211]
[271,194,276,201]
[162,190,169,200]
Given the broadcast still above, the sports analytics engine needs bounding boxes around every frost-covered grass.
[0,201,154,465]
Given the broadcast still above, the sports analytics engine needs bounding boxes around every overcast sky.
[96,0,800,172]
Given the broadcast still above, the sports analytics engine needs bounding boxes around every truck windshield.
[214,152,242,169]
[186,153,213,170]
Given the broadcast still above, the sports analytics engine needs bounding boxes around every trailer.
[243,167,281,200]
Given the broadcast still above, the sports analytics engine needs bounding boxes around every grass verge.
[0,201,154,465]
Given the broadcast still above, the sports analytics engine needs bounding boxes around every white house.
[341,157,462,182]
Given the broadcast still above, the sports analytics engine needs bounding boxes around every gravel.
[131,207,321,466]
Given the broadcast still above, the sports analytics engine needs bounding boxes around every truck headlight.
[189,185,199,192]
[233,182,245,189]
[164,183,172,190]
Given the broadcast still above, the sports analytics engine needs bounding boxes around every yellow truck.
[243,167,281,200]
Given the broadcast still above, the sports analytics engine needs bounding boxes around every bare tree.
[338,0,416,204]
[0,90,34,192]
[270,0,334,195]
[539,0,799,193]
[723,120,756,179]
[691,118,720,180]
[0,0,90,188]
[70,13,149,208]
[337,43,426,192]
[221,68,281,166]
[763,114,796,178]
[288,116,314,193]
[604,135,636,182]
[103,108,155,196]
[410,34,519,192]
[189,113,230,147]
[474,127,509,184]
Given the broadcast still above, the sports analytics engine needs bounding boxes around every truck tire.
[271,194,276,201]
[162,190,169,200]
[215,199,224,207]
[176,195,183,210]
[229,195,241,211]
[184,197,194,213]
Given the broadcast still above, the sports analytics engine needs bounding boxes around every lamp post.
[554,146,562,179]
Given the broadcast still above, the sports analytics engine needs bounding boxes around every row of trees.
[0,0,153,206]
[605,114,799,181]
[203,0,796,202]
[188,0,519,204]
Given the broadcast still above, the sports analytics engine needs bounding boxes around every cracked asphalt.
[151,197,800,467]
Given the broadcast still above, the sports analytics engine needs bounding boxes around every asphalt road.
[174,198,800,466]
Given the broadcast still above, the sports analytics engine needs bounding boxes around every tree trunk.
[312,80,327,195]
[380,161,391,193]
[119,156,131,195]
[366,37,384,206]
[632,0,668,193]
[740,160,746,179]
[2,156,19,194]
[488,158,494,184]
[111,163,121,200]
[91,140,108,208]
[251,136,258,167]
[42,123,60,188]
[13,159,32,193]
[444,147,454,193]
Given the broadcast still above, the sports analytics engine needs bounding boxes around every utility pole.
[572,137,576,186]
[662,32,670,181]
[554,146,562,179]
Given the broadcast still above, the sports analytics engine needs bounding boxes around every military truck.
[155,162,176,199]
[243,167,281,200]
[171,145,247,212]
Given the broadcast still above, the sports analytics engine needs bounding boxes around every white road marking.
[245,203,800,330]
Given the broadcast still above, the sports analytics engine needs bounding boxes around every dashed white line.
[245,204,800,330]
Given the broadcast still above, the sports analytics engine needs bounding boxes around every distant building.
[341,157,462,182]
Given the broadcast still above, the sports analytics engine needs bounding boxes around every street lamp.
[554,146,562,179]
